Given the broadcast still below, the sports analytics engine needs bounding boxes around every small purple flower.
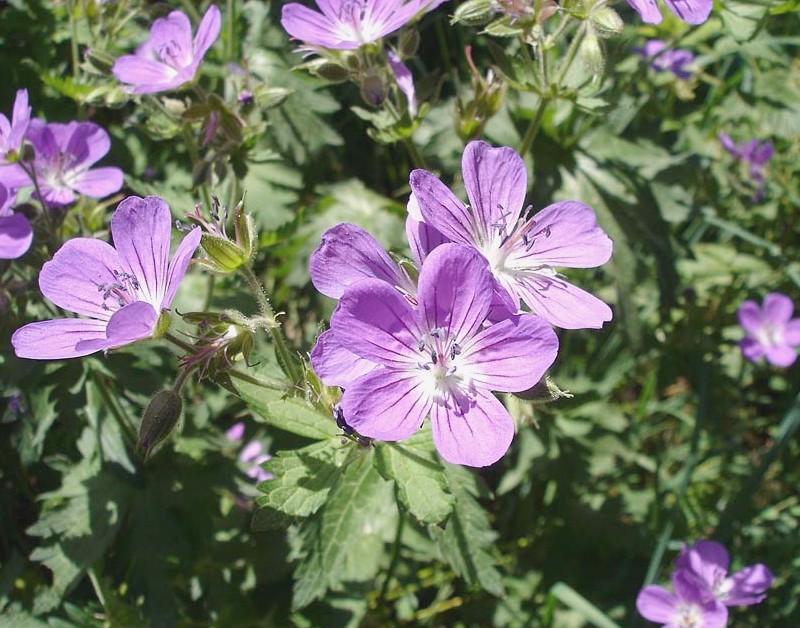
[737,293,800,367]
[0,182,32,259]
[281,0,448,50]
[637,571,728,627]
[239,440,274,482]
[719,134,773,189]
[12,195,201,360]
[321,243,559,467]
[22,119,124,208]
[675,540,773,607]
[410,140,613,329]
[112,5,221,94]
[225,421,246,442]
[627,0,712,25]
[0,89,31,163]
[634,40,694,80]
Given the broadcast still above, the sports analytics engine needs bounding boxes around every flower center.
[156,40,186,69]
[416,327,466,402]
[756,323,784,349]
[482,204,552,276]
[675,603,703,628]
[97,270,140,312]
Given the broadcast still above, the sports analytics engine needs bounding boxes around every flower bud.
[398,29,421,58]
[590,6,624,37]
[579,30,605,76]
[513,376,573,404]
[360,74,387,107]
[187,197,257,275]
[137,390,182,460]
[452,0,494,25]
[83,48,115,75]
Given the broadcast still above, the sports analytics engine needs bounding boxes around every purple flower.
[225,421,246,441]
[321,243,559,467]
[719,134,773,188]
[12,195,201,360]
[0,89,31,162]
[637,571,728,627]
[0,182,32,259]
[627,0,711,25]
[21,119,123,208]
[239,440,274,482]
[634,40,694,80]
[281,0,448,50]
[410,140,613,329]
[737,293,800,367]
[112,5,221,94]
[675,540,773,607]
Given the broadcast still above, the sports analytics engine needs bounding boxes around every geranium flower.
[112,5,221,94]
[0,182,32,259]
[634,40,694,80]
[410,140,613,329]
[627,0,712,25]
[22,119,123,208]
[281,0,448,50]
[0,89,31,162]
[719,134,773,188]
[225,422,274,482]
[675,540,773,607]
[387,50,417,117]
[637,571,728,628]
[12,195,201,360]
[322,243,559,467]
[737,293,800,367]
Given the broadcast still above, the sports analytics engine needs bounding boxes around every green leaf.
[720,1,768,42]
[550,582,621,628]
[428,464,504,596]
[236,379,340,440]
[254,439,347,530]
[374,429,455,525]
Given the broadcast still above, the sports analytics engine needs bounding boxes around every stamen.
[431,350,438,365]
[450,343,461,360]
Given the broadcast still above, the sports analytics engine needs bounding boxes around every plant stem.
[518,96,549,157]
[240,265,304,385]
[227,367,293,393]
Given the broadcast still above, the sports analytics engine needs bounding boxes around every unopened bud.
[83,48,115,75]
[137,390,182,460]
[398,29,421,58]
[452,0,493,25]
[360,74,387,107]
[315,62,350,83]
[579,30,605,76]
[513,376,573,404]
[590,6,624,37]
[19,142,35,163]
[200,233,248,273]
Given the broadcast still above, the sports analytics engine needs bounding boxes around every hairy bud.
[137,390,182,460]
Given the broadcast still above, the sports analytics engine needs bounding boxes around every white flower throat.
[416,327,465,400]
[481,204,553,276]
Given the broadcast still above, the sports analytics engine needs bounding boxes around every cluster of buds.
[179,311,256,382]
[185,195,256,275]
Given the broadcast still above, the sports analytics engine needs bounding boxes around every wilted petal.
[12,318,109,360]
[310,328,379,387]
[411,169,480,247]
[511,273,613,329]
[331,279,419,366]
[111,196,172,306]
[310,223,411,299]
[662,0,712,24]
[626,0,663,23]
[72,167,124,199]
[462,141,528,234]
[192,5,222,60]
[430,389,514,467]
[163,226,201,308]
[725,564,773,606]
[341,368,431,440]
[636,585,676,623]
[0,213,33,259]
[39,237,125,319]
[460,313,558,392]
[514,201,613,268]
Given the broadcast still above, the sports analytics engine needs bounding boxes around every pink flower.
[738,293,800,367]
[12,196,200,360]
[627,0,711,25]
[112,5,221,94]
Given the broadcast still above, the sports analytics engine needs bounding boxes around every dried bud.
[137,390,182,460]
